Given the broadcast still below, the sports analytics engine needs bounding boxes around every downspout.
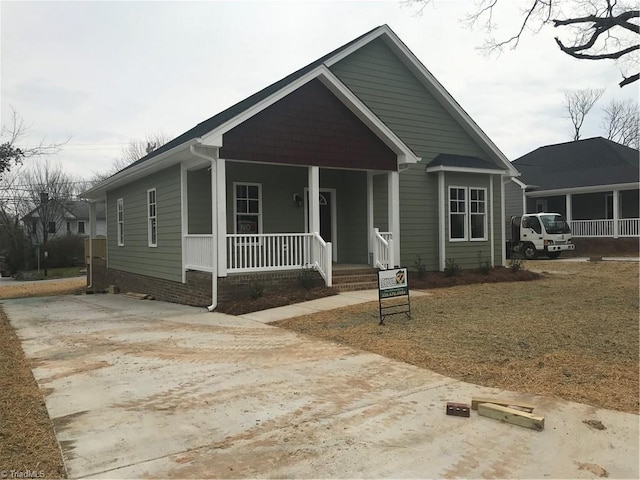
[189,144,218,312]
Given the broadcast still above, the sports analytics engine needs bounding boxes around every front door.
[305,189,337,258]
[319,193,331,243]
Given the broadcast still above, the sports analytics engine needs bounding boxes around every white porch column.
[309,166,320,264]
[500,176,506,266]
[565,194,572,224]
[366,171,374,265]
[180,163,188,283]
[388,170,400,267]
[217,158,227,276]
[88,201,97,288]
[613,189,620,238]
[489,175,495,267]
[438,171,446,271]
[209,159,218,309]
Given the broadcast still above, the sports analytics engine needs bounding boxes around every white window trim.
[448,186,488,242]
[232,182,263,235]
[469,187,488,242]
[116,198,124,247]
[147,188,157,247]
[448,186,467,242]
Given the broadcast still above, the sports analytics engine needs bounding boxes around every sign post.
[377,267,411,325]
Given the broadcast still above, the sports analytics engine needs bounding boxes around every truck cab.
[510,213,575,259]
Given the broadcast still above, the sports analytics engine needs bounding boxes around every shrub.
[444,258,460,277]
[414,255,427,279]
[509,254,525,272]
[477,251,491,275]
[248,280,264,299]
[298,266,319,290]
[43,235,84,268]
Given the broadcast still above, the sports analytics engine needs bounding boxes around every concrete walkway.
[4,293,638,479]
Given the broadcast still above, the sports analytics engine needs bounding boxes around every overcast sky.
[1,1,637,181]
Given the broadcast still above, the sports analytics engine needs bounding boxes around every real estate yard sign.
[377,267,410,325]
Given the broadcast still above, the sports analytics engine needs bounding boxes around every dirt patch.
[0,277,85,300]
[0,307,66,478]
[273,260,639,413]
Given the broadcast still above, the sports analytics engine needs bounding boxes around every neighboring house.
[505,137,639,241]
[22,200,106,242]
[83,25,519,308]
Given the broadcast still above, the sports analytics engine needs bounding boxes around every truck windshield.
[540,215,571,234]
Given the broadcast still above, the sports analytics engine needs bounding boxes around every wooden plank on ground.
[471,397,536,412]
[478,403,545,431]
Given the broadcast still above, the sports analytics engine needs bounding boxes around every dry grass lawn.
[274,260,639,414]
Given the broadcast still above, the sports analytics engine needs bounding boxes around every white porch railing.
[311,232,332,287]
[570,219,639,238]
[372,228,394,269]
[227,233,312,272]
[185,234,214,272]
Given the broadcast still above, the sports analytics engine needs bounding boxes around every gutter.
[189,143,219,312]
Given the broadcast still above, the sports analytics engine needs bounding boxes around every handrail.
[373,228,394,269]
[311,232,332,287]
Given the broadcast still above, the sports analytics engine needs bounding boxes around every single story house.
[505,137,639,252]
[83,24,519,308]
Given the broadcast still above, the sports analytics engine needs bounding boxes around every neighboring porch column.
[366,172,374,265]
[88,201,97,288]
[489,175,495,267]
[613,189,620,238]
[217,159,227,276]
[565,194,572,223]
[388,170,400,267]
[209,159,218,309]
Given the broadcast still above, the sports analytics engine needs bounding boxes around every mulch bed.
[217,286,338,316]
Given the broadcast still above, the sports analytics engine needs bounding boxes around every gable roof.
[22,200,106,222]
[512,137,640,191]
[84,25,517,198]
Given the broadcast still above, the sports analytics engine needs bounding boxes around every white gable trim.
[511,177,528,188]
[325,25,519,177]
[200,65,419,165]
[425,165,507,176]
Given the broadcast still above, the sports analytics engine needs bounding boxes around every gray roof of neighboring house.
[512,137,640,191]
[22,201,106,221]
[430,153,503,170]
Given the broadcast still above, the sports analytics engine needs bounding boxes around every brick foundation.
[90,259,321,308]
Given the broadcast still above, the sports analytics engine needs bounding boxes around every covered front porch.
[181,159,399,287]
[527,187,640,239]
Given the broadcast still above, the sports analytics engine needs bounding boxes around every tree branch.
[620,73,640,87]
[555,38,639,59]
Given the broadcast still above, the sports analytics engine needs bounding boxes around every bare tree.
[91,132,171,184]
[404,0,640,87]
[563,88,605,140]
[601,98,639,147]
[0,107,67,180]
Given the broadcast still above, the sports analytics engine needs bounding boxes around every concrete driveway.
[5,295,638,479]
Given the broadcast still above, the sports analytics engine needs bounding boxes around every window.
[48,222,56,234]
[67,221,71,234]
[117,198,124,246]
[77,221,85,234]
[469,188,487,241]
[31,219,37,234]
[234,183,261,234]
[147,188,157,247]
[449,187,466,240]
[448,187,487,242]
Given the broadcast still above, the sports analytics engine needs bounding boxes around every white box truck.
[507,213,575,259]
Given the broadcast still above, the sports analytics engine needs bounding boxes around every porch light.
[293,193,303,207]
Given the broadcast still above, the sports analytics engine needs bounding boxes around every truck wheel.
[547,252,561,259]
[523,244,538,260]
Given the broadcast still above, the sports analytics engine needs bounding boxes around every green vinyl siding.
[331,38,489,164]
[107,165,182,282]
[443,172,498,269]
[331,37,505,271]
[187,168,212,234]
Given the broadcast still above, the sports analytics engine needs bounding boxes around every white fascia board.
[200,64,419,165]
[525,182,640,197]
[512,177,528,188]
[331,25,519,177]
[82,139,199,199]
[425,165,507,175]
